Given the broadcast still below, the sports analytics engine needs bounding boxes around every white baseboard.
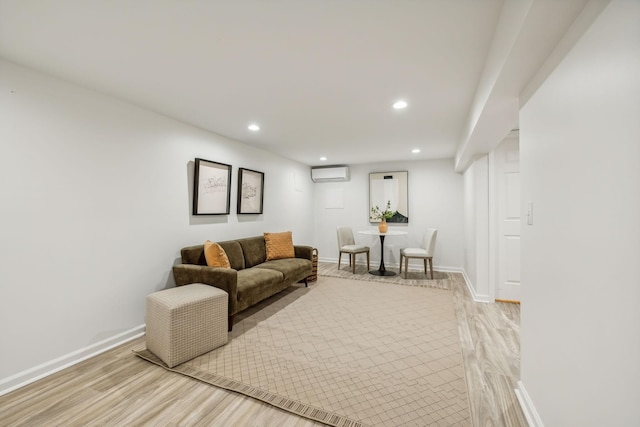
[515,380,544,427]
[0,324,145,397]
[461,269,491,303]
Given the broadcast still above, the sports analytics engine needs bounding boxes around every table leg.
[369,234,396,276]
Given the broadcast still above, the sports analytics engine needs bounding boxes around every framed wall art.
[237,168,264,214]
[369,171,409,223]
[193,158,232,215]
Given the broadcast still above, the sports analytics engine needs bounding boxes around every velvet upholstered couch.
[172,234,313,330]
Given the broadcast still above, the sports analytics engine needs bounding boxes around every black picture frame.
[193,158,232,215]
[237,168,264,214]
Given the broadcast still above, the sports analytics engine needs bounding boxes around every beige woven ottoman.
[146,283,228,368]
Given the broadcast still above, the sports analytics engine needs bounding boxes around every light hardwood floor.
[451,274,526,426]
[0,272,526,426]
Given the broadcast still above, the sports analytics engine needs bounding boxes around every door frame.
[488,131,520,303]
[488,149,498,302]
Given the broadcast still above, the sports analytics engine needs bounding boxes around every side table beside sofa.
[146,283,228,368]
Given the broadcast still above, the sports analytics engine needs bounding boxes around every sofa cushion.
[255,258,312,285]
[264,231,295,261]
[204,241,231,268]
[217,240,245,270]
[236,268,285,311]
[238,236,268,268]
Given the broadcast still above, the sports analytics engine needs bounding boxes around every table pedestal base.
[369,270,396,277]
[369,234,398,276]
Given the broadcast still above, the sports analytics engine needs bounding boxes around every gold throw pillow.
[264,231,295,261]
[204,240,231,268]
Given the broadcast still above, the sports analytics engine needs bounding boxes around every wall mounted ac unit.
[310,165,349,182]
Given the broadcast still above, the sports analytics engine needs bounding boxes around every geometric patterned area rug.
[134,275,470,426]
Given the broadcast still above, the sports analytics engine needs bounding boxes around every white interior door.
[496,138,521,302]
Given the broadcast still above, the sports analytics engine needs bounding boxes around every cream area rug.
[135,275,470,426]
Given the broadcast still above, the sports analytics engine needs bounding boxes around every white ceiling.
[0,0,593,168]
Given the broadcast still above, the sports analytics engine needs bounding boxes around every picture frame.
[369,171,409,223]
[237,168,264,214]
[193,158,232,215]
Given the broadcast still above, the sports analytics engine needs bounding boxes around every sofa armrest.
[294,245,314,261]
[172,264,238,315]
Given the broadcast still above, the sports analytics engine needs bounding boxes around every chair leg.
[399,254,403,275]
[367,251,370,270]
[338,252,342,270]
[423,259,427,275]
[404,257,409,279]
[352,253,356,274]
[429,258,434,279]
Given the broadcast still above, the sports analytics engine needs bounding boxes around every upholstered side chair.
[399,228,438,279]
[337,226,370,274]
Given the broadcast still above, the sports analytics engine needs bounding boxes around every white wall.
[518,1,640,425]
[0,59,314,391]
[462,156,490,302]
[313,159,464,271]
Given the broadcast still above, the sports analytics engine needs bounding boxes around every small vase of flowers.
[370,200,395,233]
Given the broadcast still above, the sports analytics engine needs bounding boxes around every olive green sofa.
[172,236,313,330]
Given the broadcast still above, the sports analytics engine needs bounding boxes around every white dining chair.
[399,229,438,279]
[337,226,370,274]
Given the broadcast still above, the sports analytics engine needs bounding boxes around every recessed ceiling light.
[248,123,260,131]
[320,156,327,161]
[393,100,408,110]
[411,148,421,154]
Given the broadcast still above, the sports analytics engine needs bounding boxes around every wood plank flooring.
[451,274,526,426]
[0,272,525,426]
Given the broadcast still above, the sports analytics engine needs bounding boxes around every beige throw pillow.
[264,231,295,261]
[204,240,231,268]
